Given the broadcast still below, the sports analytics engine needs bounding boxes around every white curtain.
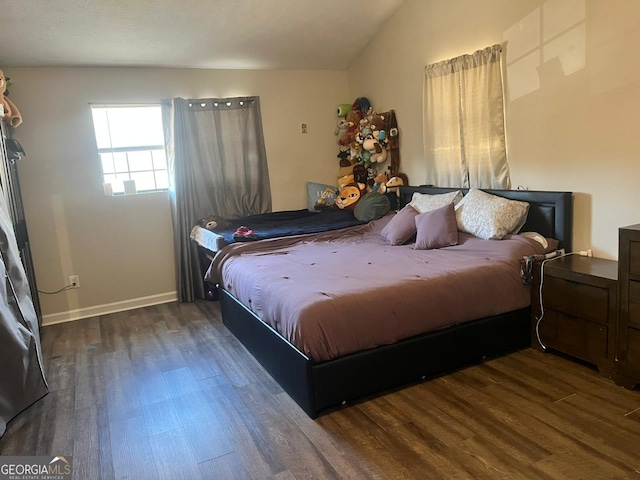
[424,44,510,189]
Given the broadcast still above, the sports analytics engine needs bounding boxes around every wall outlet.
[69,275,80,288]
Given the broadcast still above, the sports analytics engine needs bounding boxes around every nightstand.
[616,225,640,389]
[531,255,618,377]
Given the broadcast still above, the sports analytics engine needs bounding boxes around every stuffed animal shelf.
[0,69,23,128]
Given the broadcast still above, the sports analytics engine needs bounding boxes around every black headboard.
[398,186,573,251]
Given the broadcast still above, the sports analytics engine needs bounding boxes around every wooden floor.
[1,301,640,479]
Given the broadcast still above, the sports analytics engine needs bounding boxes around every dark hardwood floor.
[1,300,640,479]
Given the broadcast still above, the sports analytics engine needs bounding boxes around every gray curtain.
[162,97,271,302]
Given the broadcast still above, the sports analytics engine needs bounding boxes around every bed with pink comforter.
[207,214,551,362]
[205,186,573,417]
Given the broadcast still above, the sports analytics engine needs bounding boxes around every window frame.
[90,103,168,195]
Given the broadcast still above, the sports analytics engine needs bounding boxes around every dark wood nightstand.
[616,225,640,389]
[531,255,618,377]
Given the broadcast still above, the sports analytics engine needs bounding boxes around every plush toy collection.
[196,97,408,231]
[334,97,406,206]
[0,69,22,128]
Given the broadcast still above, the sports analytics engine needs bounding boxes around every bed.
[205,186,573,418]
[191,208,367,254]
[191,207,369,299]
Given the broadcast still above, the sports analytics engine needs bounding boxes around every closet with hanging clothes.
[0,118,48,438]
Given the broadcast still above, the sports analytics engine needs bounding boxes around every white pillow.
[454,188,529,240]
[410,190,463,214]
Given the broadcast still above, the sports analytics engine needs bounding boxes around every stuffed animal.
[370,114,387,146]
[362,135,388,164]
[345,109,361,130]
[373,172,388,194]
[386,176,405,189]
[336,182,367,211]
[352,97,371,118]
[337,147,351,167]
[352,164,368,184]
[370,114,385,134]
[334,118,348,144]
[338,174,355,190]
[197,215,232,232]
[0,69,22,128]
[340,111,360,148]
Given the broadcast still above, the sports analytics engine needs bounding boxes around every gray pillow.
[354,192,391,222]
[380,204,418,245]
[414,203,459,250]
[307,182,338,212]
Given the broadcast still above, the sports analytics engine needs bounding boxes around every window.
[423,45,510,189]
[90,104,168,195]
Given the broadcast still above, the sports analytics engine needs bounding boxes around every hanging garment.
[0,189,48,438]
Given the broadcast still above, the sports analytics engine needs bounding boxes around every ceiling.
[1,0,405,70]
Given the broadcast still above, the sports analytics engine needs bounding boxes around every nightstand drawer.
[540,310,609,361]
[629,241,640,280]
[543,276,611,324]
[623,327,640,374]
[629,280,640,329]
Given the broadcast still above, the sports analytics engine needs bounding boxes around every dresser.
[531,255,618,377]
[616,225,640,389]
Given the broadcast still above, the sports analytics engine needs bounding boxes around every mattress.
[206,213,550,362]
[191,208,366,253]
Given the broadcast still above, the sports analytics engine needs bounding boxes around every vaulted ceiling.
[1,0,405,70]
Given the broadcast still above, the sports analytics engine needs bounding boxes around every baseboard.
[41,291,178,326]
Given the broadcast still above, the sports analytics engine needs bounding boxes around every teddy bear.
[369,114,385,134]
[334,118,348,145]
[369,114,387,146]
[0,69,23,128]
[335,182,367,211]
[340,110,361,148]
[197,215,232,232]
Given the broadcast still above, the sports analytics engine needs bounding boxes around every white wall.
[348,0,640,259]
[7,67,348,322]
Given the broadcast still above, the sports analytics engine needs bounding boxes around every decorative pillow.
[455,188,529,240]
[414,203,459,250]
[354,192,391,222]
[380,204,418,245]
[410,190,463,213]
[307,182,338,212]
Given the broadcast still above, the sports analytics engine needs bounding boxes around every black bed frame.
[218,186,573,418]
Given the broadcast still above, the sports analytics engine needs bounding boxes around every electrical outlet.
[69,275,80,288]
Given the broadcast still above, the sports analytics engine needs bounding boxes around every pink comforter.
[206,214,549,362]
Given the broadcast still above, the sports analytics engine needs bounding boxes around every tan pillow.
[410,190,463,214]
[455,188,529,240]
